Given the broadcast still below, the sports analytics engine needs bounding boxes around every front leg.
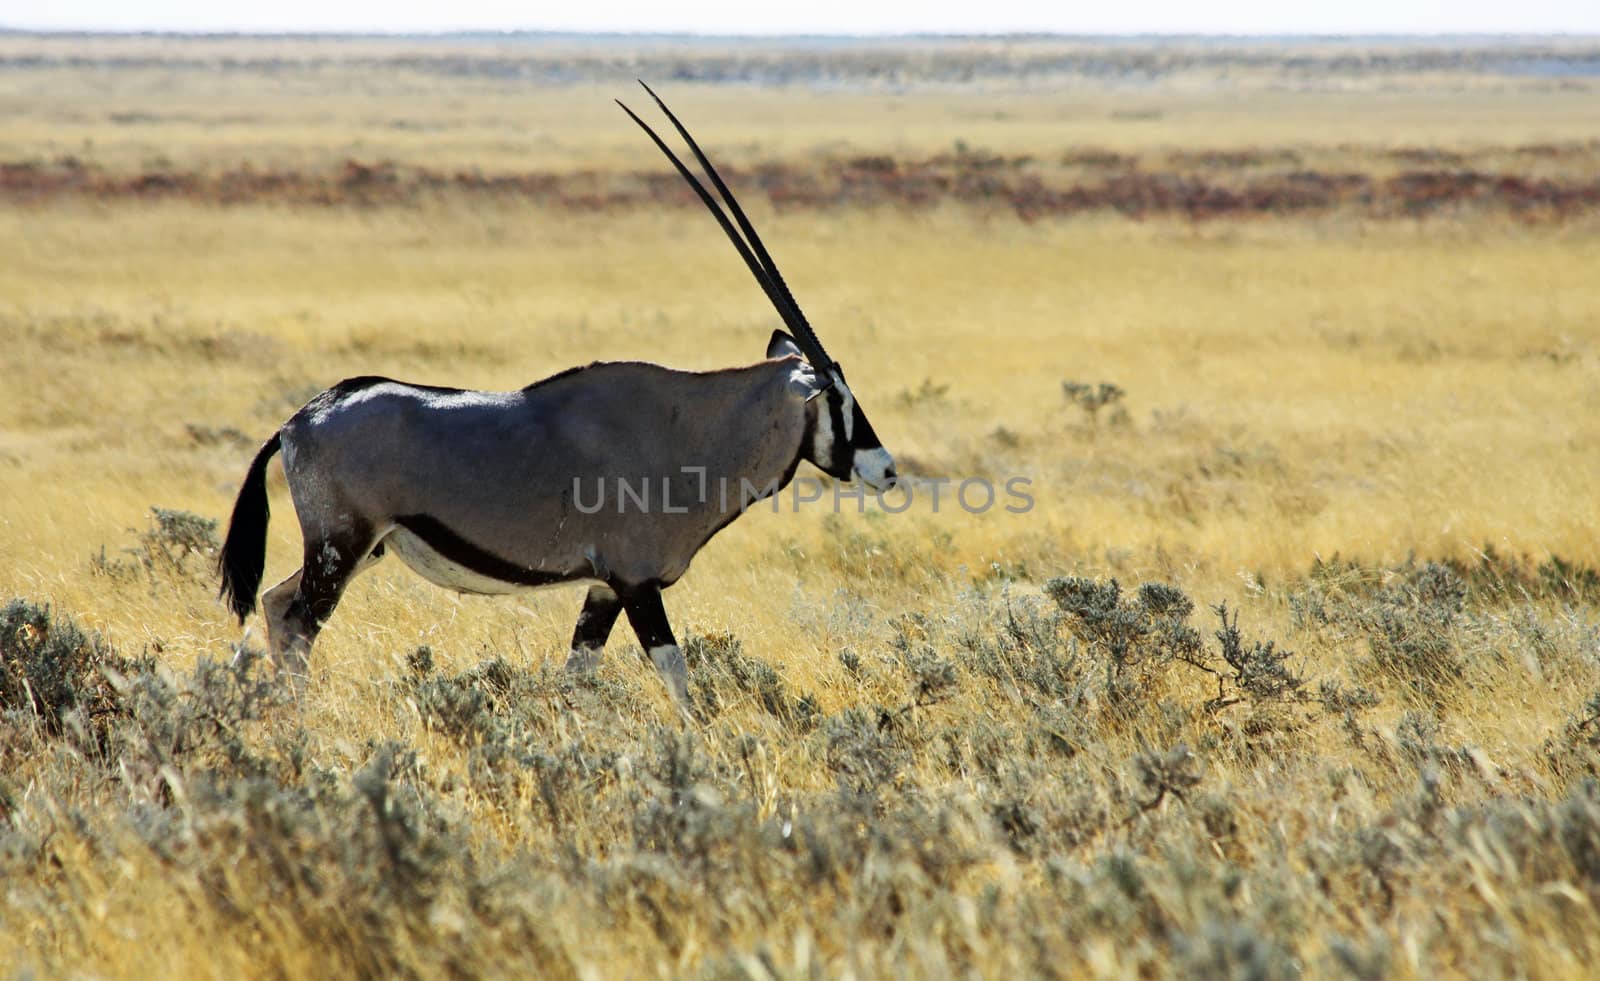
[565,584,623,673]
[619,583,689,707]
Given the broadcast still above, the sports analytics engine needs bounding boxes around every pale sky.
[5,0,1599,36]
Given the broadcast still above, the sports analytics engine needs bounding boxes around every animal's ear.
[767,330,803,360]
[783,361,825,402]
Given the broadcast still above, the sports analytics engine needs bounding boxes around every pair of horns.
[618,81,837,376]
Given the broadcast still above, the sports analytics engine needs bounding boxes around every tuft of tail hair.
[217,432,282,624]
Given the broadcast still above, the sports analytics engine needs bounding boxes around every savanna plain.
[3,34,1600,978]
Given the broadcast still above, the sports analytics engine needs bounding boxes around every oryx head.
[764,329,896,490]
[620,82,898,492]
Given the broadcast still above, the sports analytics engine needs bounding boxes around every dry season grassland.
[2,35,1600,978]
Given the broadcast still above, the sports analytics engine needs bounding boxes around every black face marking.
[851,405,883,450]
[394,514,570,589]
[825,390,852,477]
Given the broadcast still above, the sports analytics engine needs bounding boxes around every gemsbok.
[217,83,897,703]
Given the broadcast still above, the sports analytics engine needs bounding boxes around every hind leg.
[266,533,385,680]
[261,568,304,667]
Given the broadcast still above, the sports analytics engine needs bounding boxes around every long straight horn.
[635,81,836,371]
[618,84,838,374]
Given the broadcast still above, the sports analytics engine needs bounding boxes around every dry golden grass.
[3,36,1600,979]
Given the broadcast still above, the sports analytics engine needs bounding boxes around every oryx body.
[288,360,815,596]
[218,85,895,703]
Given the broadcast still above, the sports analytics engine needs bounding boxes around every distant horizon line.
[3,27,1599,42]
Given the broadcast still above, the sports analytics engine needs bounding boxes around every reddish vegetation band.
[5,152,1600,220]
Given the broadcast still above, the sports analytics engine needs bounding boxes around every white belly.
[384,527,534,595]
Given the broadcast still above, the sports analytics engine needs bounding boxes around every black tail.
[217,432,282,624]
